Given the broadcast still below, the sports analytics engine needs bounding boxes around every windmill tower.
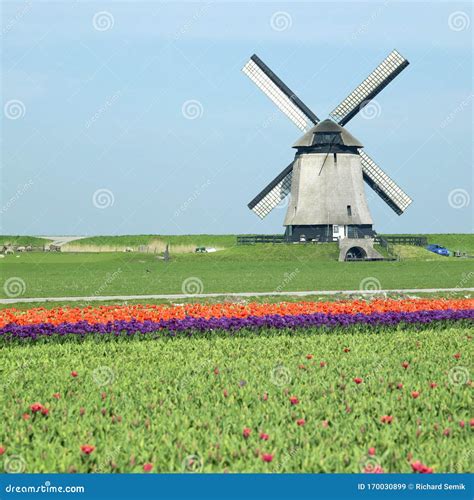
[242,51,412,258]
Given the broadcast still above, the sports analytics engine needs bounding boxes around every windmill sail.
[360,151,412,215]
[329,50,409,126]
[242,55,319,131]
[248,162,294,219]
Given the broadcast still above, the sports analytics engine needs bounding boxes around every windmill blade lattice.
[360,150,412,215]
[329,50,409,126]
[248,162,294,219]
[242,55,319,131]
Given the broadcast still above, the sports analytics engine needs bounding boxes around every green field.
[1,325,471,473]
[0,236,50,247]
[1,245,473,299]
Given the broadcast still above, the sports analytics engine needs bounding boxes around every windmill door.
[332,225,345,240]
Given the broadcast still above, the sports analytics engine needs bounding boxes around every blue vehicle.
[426,244,450,256]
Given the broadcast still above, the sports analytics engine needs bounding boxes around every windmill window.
[347,205,352,216]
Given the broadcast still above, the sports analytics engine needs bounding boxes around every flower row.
[1,308,472,339]
[1,297,473,328]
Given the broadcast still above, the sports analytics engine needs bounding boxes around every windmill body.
[242,50,413,257]
[284,119,373,241]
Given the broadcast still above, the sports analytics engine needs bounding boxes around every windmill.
[242,50,412,257]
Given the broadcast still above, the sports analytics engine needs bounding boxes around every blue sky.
[1,0,472,236]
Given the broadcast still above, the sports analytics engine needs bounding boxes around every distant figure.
[164,244,170,262]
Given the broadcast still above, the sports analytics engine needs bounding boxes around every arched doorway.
[345,247,367,260]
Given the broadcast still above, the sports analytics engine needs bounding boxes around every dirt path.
[0,288,472,304]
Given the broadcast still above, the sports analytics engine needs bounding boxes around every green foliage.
[0,236,49,247]
[1,326,471,472]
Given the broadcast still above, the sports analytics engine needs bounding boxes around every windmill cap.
[292,119,363,148]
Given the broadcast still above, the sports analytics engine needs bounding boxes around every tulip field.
[1,297,473,473]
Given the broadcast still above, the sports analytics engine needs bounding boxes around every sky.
[1,0,472,236]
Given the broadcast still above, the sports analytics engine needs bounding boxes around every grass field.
[1,325,471,473]
[0,236,49,247]
[1,245,473,299]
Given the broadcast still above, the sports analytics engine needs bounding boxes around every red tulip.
[322,420,329,428]
[71,371,78,378]
[354,377,363,384]
[402,361,409,369]
[259,433,269,441]
[470,419,474,428]
[242,427,251,439]
[79,407,85,416]
[52,393,60,399]
[41,407,49,416]
[306,354,313,360]
[430,382,437,389]
[22,413,30,420]
[80,444,95,455]
[411,461,433,473]
[263,393,268,401]
[143,463,153,472]
[343,347,350,353]
[30,402,43,413]
[213,367,219,375]
[0,446,5,455]
[411,391,420,399]
[397,383,403,390]
[320,361,326,367]
[261,454,274,463]
[298,364,306,370]
[223,389,228,398]
[101,392,107,400]
[296,418,305,426]
[380,415,393,424]
[368,447,376,456]
[454,352,461,359]
[459,421,465,428]
[289,396,299,405]
[443,428,451,436]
